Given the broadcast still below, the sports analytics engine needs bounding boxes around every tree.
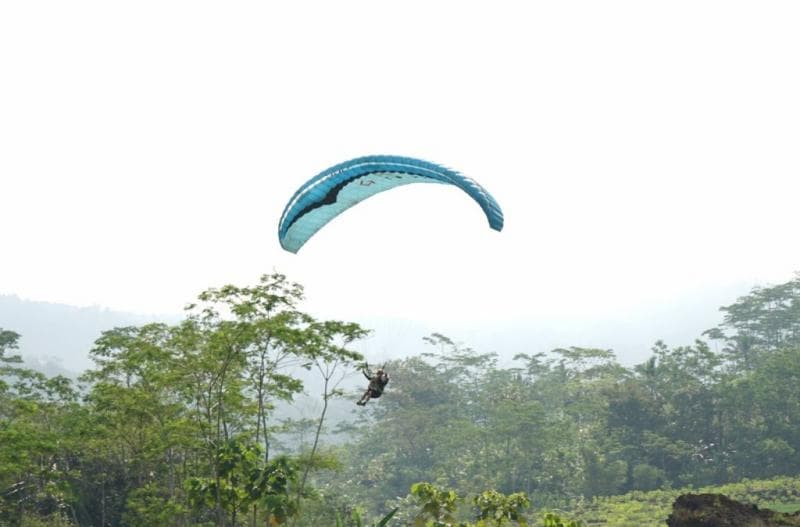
[78,323,191,526]
[186,438,300,526]
[704,273,800,370]
[473,489,530,526]
[0,329,79,526]
[295,320,367,508]
[410,482,460,527]
[73,274,371,526]
[187,273,310,460]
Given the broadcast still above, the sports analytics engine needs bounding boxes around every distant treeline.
[1,272,799,526]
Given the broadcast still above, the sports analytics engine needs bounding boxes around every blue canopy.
[278,155,504,253]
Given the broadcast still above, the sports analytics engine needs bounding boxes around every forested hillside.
[2,273,799,526]
[0,295,170,375]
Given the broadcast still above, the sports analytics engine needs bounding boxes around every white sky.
[1,1,799,328]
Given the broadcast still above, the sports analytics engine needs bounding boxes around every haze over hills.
[1,279,754,379]
[0,294,179,376]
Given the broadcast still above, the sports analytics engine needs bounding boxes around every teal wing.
[278,155,504,253]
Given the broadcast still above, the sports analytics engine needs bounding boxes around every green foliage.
[540,512,582,527]
[335,506,399,527]
[2,275,372,526]
[0,328,23,372]
[565,476,800,527]
[704,273,800,370]
[333,275,800,514]
[343,506,400,527]
[764,502,800,513]
[4,272,800,525]
[474,490,530,526]
[185,438,301,524]
[407,483,536,527]
[411,482,460,526]
[375,507,399,527]
[122,483,186,527]
[12,512,74,526]
[631,463,666,491]
[0,330,78,526]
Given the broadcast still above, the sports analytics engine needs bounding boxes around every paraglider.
[356,363,390,406]
[278,155,504,253]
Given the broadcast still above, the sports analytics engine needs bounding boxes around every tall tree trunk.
[299,375,329,499]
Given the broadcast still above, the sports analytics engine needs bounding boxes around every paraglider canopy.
[278,155,504,253]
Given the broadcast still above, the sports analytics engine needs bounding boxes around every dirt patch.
[667,493,800,527]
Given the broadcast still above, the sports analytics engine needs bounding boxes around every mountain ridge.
[1,280,751,379]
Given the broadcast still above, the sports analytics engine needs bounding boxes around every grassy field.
[763,501,800,513]
[561,476,800,526]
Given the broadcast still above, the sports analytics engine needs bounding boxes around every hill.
[0,294,175,376]
[0,280,753,378]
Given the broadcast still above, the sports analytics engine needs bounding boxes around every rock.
[666,493,800,527]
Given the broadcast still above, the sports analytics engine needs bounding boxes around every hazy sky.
[2,1,799,329]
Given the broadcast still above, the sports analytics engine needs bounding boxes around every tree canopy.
[2,272,800,526]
